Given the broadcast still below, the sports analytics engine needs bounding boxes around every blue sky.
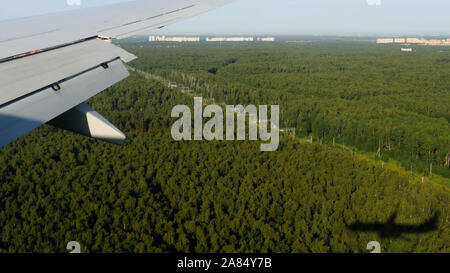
[1,0,449,36]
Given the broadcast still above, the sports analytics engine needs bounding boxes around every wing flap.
[0,39,136,107]
[0,59,129,148]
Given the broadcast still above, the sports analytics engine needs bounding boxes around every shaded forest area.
[0,42,448,252]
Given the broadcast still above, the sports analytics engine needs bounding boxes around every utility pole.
[378,139,381,156]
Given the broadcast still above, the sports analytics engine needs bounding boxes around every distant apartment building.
[406,38,425,44]
[206,37,254,42]
[427,39,443,45]
[166,37,200,42]
[376,38,394,44]
[378,37,450,46]
[257,37,276,42]
[149,35,200,42]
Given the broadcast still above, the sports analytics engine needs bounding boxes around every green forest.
[0,40,448,252]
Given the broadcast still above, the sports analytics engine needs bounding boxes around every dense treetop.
[0,41,448,252]
[126,41,450,178]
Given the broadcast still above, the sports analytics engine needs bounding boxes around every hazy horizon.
[1,0,449,36]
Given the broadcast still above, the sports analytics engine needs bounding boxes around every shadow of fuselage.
[347,212,439,239]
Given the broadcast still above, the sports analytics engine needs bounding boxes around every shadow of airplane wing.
[347,212,439,239]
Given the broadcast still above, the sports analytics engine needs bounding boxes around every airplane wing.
[0,0,233,148]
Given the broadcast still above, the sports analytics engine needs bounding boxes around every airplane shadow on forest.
[347,212,440,239]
